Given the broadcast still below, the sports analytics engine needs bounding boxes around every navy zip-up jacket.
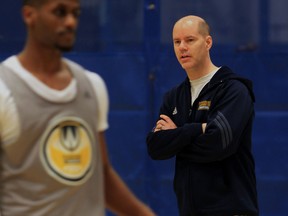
[146,66,259,216]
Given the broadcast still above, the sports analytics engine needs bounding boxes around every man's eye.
[53,8,67,17]
[72,9,81,18]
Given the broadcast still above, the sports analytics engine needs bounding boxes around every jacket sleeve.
[147,80,254,162]
[178,80,255,163]
[146,90,203,160]
[146,124,203,160]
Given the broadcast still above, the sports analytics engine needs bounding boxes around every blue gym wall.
[1,0,288,215]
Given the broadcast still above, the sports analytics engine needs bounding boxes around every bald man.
[147,15,259,216]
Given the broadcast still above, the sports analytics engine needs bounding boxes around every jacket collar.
[184,66,255,102]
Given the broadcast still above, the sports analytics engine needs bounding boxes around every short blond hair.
[198,19,210,36]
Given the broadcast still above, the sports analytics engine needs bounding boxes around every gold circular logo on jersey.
[41,117,95,185]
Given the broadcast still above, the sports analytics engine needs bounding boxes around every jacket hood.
[185,66,255,102]
[211,66,255,102]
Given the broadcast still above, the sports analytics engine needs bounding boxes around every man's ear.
[206,35,213,50]
[22,5,37,26]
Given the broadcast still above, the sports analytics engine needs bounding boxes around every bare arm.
[99,132,156,216]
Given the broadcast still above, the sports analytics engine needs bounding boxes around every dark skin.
[19,0,156,215]
[19,0,79,90]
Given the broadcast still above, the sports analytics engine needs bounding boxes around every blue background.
[1,0,287,215]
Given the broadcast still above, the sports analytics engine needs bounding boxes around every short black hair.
[23,0,48,6]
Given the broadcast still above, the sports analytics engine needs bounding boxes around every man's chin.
[55,44,74,52]
[59,46,74,52]
[180,62,193,70]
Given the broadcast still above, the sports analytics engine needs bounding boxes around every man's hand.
[153,115,207,134]
[154,114,177,132]
[202,123,207,133]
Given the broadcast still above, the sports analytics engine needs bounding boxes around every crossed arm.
[147,81,254,162]
[154,114,206,133]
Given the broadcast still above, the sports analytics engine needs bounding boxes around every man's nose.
[64,14,78,29]
[179,41,187,50]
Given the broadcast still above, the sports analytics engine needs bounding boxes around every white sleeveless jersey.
[0,58,107,216]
